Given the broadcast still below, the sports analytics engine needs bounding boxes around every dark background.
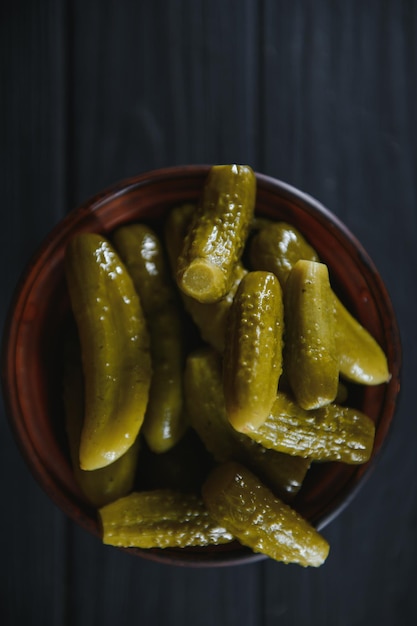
[1,1,416,624]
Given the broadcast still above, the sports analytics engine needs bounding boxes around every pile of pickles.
[64,165,390,567]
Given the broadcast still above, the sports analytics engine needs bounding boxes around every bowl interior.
[2,166,401,566]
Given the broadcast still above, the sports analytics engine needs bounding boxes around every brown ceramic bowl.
[1,166,401,567]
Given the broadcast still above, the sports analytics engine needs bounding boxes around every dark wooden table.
[1,1,416,624]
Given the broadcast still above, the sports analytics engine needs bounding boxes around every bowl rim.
[1,165,402,567]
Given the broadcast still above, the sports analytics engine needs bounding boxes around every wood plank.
[0,2,70,625]
[66,526,263,626]
[67,0,263,207]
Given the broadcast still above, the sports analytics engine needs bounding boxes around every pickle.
[99,490,234,548]
[65,233,151,470]
[250,222,390,386]
[223,271,284,432]
[249,221,319,287]
[165,203,247,352]
[63,336,140,507]
[244,391,375,464]
[284,260,339,410]
[202,462,330,567]
[334,296,390,385]
[185,348,310,500]
[176,165,256,303]
[113,224,186,453]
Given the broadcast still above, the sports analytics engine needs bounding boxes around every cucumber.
[99,490,234,548]
[249,222,390,387]
[176,164,256,303]
[249,221,319,287]
[63,334,140,507]
[65,233,151,470]
[165,202,247,353]
[244,390,376,464]
[223,271,284,432]
[202,462,330,567]
[334,295,390,385]
[284,260,339,410]
[113,224,186,453]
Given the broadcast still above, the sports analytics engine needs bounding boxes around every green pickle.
[176,164,256,303]
[113,224,186,453]
[165,202,247,353]
[223,271,284,432]
[250,219,390,386]
[202,462,330,567]
[334,296,390,385]
[249,221,319,287]
[99,490,234,548]
[65,233,151,470]
[244,391,376,464]
[63,337,140,507]
[284,259,339,410]
[184,348,310,500]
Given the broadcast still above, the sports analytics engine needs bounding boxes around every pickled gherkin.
[176,165,256,303]
[184,348,310,500]
[63,336,140,507]
[250,219,390,387]
[113,224,186,453]
[334,296,390,385]
[249,221,319,287]
[202,462,330,567]
[165,203,247,353]
[99,490,234,548]
[223,271,284,432]
[65,233,151,470]
[244,391,376,464]
[284,260,339,410]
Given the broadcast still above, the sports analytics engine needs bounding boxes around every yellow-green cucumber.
[334,296,390,385]
[176,164,256,303]
[165,203,247,353]
[113,224,186,453]
[284,259,338,410]
[99,490,234,548]
[244,390,375,464]
[63,335,140,507]
[223,271,284,432]
[249,221,319,287]
[250,220,390,386]
[202,462,330,567]
[65,233,151,470]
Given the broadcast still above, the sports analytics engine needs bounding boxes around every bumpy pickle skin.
[202,462,330,567]
[176,165,256,303]
[113,224,186,453]
[244,391,376,464]
[99,490,234,548]
[184,348,310,500]
[165,203,247,353]
[249,221,319,287]
[250,220,390,386]
[63,337,140,507]
[284,260,339,410]
[223,271,284,432]
[65,233,152,470]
